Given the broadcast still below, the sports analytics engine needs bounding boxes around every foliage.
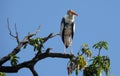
[0,72,6,76]
[9,37,44,67]
[67,55,87,76]
[67,41,110,76]
[83,41,110,76]
[83,56,110,76]
[93,41,108,56]
[81,44,92,58]
[10,55,19,66]
[67,44,92,76]
[23,37,44,53]
[92,41,108,50]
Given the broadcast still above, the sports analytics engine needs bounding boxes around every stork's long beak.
[69,10,78,16]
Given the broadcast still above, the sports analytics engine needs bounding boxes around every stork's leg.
[70,45,73,54]
[64,46,66,54]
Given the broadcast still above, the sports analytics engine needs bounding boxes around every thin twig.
[52,33,60,37]
[14,24,19,43]
[7,18,16,38]
[35,25,41,34]
[28,25,41,38]
[7,18,20,43]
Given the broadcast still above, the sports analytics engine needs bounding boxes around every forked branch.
[7,18,19,43]
[0,25,41,66]
[0,21,71,76]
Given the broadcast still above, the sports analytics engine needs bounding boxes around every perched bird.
[60,9,78,53]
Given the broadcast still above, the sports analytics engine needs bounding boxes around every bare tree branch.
[34,25,41,34]
[7,18,16,38]
[0,25,41,66]
[29,66,38,76]
[14,24,19,43]
[7,18,20,43]
[0,51,74,73]
[42,33,59,43]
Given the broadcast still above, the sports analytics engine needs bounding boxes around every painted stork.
[60,9,78,53]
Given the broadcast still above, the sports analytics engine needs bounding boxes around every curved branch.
[29,66,38,76]
[0,51,74,73]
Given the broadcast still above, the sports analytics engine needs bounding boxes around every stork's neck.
[64,15,75,23]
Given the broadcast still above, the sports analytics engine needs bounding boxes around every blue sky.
[0,0,120,76]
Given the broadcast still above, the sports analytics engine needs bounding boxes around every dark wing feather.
[71,22,75,39]
[60,18,65,44]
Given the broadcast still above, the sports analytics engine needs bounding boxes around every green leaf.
[87,50,92,58]
[10,55,19,66]
[103,43,108,50]
[90,56,110,76]
[28,37,44,52]
[82,44,88,47]
[77,55,87,70]
[39,38,44,43]
[0,72,6,76]
[29,38,35,45]
[81,44,92,58]
[93,41,108,51]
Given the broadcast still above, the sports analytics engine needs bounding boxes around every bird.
[60,9,78,54]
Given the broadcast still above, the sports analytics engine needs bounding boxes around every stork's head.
[67,9,78,17]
